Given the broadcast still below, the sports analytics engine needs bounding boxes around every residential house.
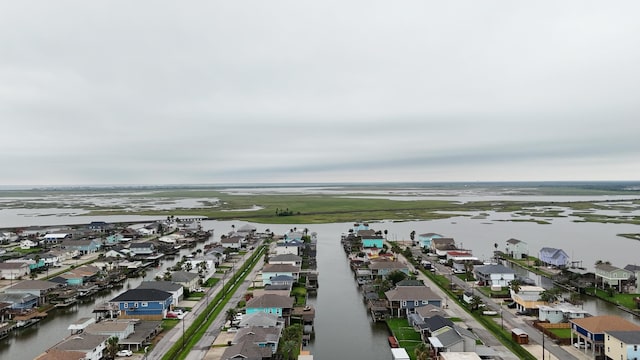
[42,232,72,245]
[5,280,63,306]
[604,331,640,360]
[416,315,455,339]
[231,326,282,354]
[274,240,304,256]
[571,315,640,356]
[473,264,516,287]
[7,257,46,272]
[170,271,200,291]
[0,262,30,280]
[538,247,569,267]
[369,260,409,278]
[60,239,102,255]
[537,303,589,324]
[85,319,136,340]
[220,341,273,360]
[221,236,243,249]
[510,285,546,313]
[20,239,38,249]
[110,288,173,320]
[357,229,384,249]
[624,264,640,291]
[245,294,294,318]
[104,233,129,245]
[505,238,528,259]
[385,285,442,317]
[129,242,155,256]
[595,263,631,292]
[268,254,302,267]
[88,221,113,232]
[418,233,442,251]
[0,293,39,310]
[137,281,184,306]
[261,264,300,285]
[205,246,226,265]
[428,325,479,353]
[431,238,457,256]
[51,265,101,286]
[238,312,282,329]
[0,231,18,244]
[104,248,130,260]
[37,334,108,360]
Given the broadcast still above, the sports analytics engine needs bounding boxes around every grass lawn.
[547,328,572,339]
[291,287,308,306]
[386,318,422,360]
[588,288,640,310]
[161,319,180,331]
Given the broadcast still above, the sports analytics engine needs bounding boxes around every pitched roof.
[606,330,640,344]
[422,315,454,332]
[474,264,516,275]
[0,262,29,269]
[246,294,294,309]
[110,288,172,302]
[138,281,182,292]
[221,340,272,360]
[262,264,300,273]
[233,326,281,345]
[269,254,302,262]
[7,280,61,291]
[506,238,524,245]
[571,315,640,333]
[170,271,199,283]
[369,261,408,270]
[385,285,441,301]
[52,334,109,352]
[238,312,280,328]
[595,263,625,273]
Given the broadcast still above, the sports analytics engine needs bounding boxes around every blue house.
[419,233,442,250]
[110,288,173,320]
[539,247,569,267]
[60,239,102,255]
[104,234,125,245]
[385,285,442,317]
[245,294,294,318]
[0,293,38,310]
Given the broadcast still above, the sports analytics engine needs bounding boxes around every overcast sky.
[1,1,639,186]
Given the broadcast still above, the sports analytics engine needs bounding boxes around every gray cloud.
[1,1,639,185]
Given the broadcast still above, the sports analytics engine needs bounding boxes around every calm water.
[1,205,640,358]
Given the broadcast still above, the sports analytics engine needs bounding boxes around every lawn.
[547,328,572,339]
[386,318,422,360]
[588,288,640,310]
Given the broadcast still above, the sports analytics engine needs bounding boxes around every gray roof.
[433,327,463,347]
[385,285,441,302]
[246,294,293,309]
[625,264,640,272]
[0,293,38,303]
[233,326,281,345]
[474,264,516,275]
[369,261,408,270]
[110,289,172,302]
[221,340,272,360]
[506,238,524,244]
[262,264,300,273]
[595,263,625,273]
[170,271,199,282]
[269,254,302,262]
[606,330,640,344]
[138,281,182,292]
[52,334,109,352]
[238,312,280,328]
[420,315,454,333]
[7,280,61,291]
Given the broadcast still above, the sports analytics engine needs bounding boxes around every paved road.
[411,252,578,360]
[146,244,265,360]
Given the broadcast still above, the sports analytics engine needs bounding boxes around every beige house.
[510,285,546,312]
[0,262,30,280]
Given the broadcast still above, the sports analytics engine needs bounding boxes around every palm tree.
[469,295,483,311]
[414,342,429,360]
[281,340,298,360]
[105,336,119,359]
[410,230,416,245]
[539,288,561,303]
[509,279,522,294]
[225,308,237,324]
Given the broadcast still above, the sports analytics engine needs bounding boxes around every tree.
[387,270,408,285]
[225,308,237,324]
[410,230,416,245]
[469,295,483,311]
[539,288,561,303]
[384,229,388,240]
[414,342,429,360]
[105,336,119,359]
[509,279,522,294]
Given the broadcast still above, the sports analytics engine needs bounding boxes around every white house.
[537,302,589,323]
[473,264,516,287]
[0,262,30,280]
[20,239,39,250]
[505,238,528,259]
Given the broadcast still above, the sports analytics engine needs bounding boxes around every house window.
[123,303,128,308]
[401,301,407,307]
[134,302,138,308]
[141,302,148,307]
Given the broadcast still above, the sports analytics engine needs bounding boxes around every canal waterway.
[1,210,640,358]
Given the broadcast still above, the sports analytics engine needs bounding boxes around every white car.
[116,349,133,357]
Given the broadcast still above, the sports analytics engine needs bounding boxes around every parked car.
[116,349,133,357]
[515,310,531,316]
[507,302,517,309]
[574,341,591,349]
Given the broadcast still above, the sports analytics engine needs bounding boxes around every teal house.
[245,294,294,317]
[361,234,384,249]
[419,233,442,250]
